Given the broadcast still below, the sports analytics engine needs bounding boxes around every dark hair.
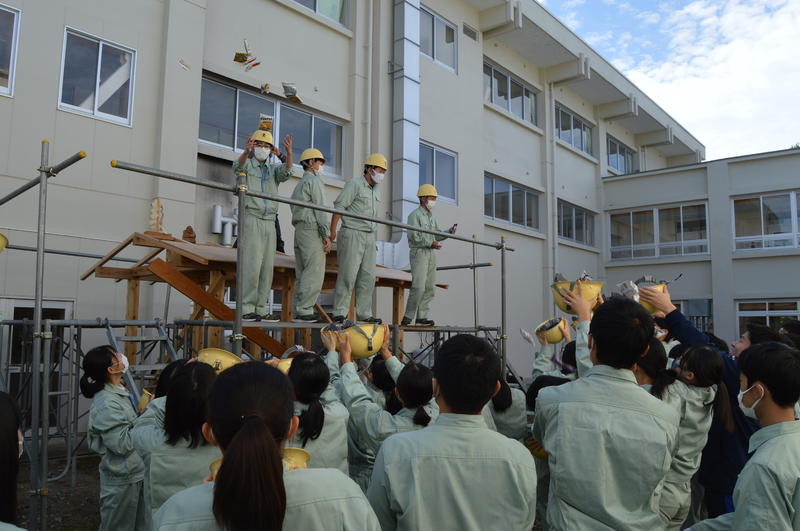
[301,158,322,171]
[491,379,513,413]
[703,332,730,354]
[164,362,217,448]
[0,392,22,525]
[668,342,689,360]
[396,363,433,426]
[210,362,293,531]
[654,316,676,343]
[526,375,570,411]
[784,333,800,350]
[561,341,577,374]
[287,353,328,447]
[746,323,786,345]
[155,359,189,398]
[369,357,402,414]
[79,345,116,398]
[779,319,800,335]
[738,342,800,407]
[680,345,735,433]
[636,337,678,399]
[433,335,501,414]
[589,296,654,369]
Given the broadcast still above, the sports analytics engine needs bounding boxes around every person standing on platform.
[401,185,456,327]
[232,130,293,322]
[330,154,387,324]
[290,148,332,323]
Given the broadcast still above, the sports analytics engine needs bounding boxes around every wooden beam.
[392,286,405,351]
[314,303,332,324]
[115,248,164,283]
[80,235,134,280]
[208,270,226,348]
[148,258,288,356]
[125,280,140,362]
[280,278,295,347]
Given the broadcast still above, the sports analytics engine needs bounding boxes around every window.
[558,200,594,245]
[198,76,344,176]
[672,299,714,332]
[484,174,539,230]
[291,0,348,25]
[734,192,800,250]
[609,204,708,260]
[483,62,538,125]
[607,136,635,173]
[555,104,593,155]
[0,4,20,96]
[737,300,800,336]
[419,142,456,201]
[420,7,456,70]
[59,29,135,124]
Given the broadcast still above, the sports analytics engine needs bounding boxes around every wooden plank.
[301,327,312,351]
[314,303,332,324]
[115,248,164,283]
[192,302,205,353]
[348,292,356,321]
[148,258,288,356]
[392,286,405,351]
[208,270,226,348]
[95,266,136,280]
[125,280,140,362]
[80,235,134,280]
[280,278,295,347]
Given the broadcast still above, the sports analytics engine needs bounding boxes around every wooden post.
[207,271,225,348]
[125,280,140,362]
[192,302,205,353]
[347,291,356,321]
[392,286,405,351]
[281,278,295,347]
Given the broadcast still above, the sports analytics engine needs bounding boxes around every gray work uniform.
[403,206,446,321]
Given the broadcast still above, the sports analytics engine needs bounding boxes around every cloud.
[562,11,582,30]
[585,30,614,47]
[636,10,661,24]
[563,0,586,7]
[622,0,800,158]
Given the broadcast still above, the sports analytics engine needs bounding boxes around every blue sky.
[539,0,800,160]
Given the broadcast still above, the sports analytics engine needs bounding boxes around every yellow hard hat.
[250,130,274,145]
[276,358,293,374]
[341,323,387,359]
[551,280,604,315]
[417,184,438,198]
[282,447,311,470]
[137,389,154,414]
[638,283,667,314]
[197,348,242,373]
[0,233,7,253]
[535,318,565,344]
[300,148,325,163]
[364,153,388,170]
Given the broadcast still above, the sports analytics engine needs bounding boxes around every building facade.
[1,0,707,377]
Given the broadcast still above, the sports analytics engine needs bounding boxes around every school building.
[0,0,796,378]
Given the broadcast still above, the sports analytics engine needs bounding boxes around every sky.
[538,0,800,160]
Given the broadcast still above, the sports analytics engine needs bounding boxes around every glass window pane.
[420,10,433,57]
[279,105,312,162]
[435,18,456,68]
[484,177,493,217]
[492,70,508,110]
[494,180,510,221]
[610,213,632,248]
[97,44,132,119]
[524,89,536,124]
[61,33,99,111]
[572,116,582,150]
[768,301,797,311]
[632,210,654,245]
[682,204,707,241]
[739,302,766,311]
[583,124,592,154]
[762,194,792,235]
[0,9,17,90]
[608,140,619,170]
[561,203,574,239]
[313,117,342,176]
[317,0,345,23]
[559,110,572,143]
[199,79,236,147]
[419,144,433,186]
[739,316,767,335]
[575,209,585,242]
[294,0,315,10]
[512,186,525,225]
[483,64,492,102]
[734,198,762,237]
[526,192,538,228]
[586,212,595,245]
[510,80,524,119]
[659,207,681,243]
[235,91,275,151]
[434,150,456,200]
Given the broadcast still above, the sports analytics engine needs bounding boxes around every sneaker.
[400,317,412,326]
[332,315,346,324]
[416,318,434,326]
[261,313,281,323]
[242,313,261,321]
[292,314,320,323]
[359,316,383,324]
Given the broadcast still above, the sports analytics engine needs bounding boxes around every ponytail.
[213,416,285,531]
[297,395,324,446]
[412,406,431,427]
[80,346,116,398]
[287,353,329,447]
[681,345,735,433]
[491,379,513,413]
[638,338,677,400]
[397,362,434,426]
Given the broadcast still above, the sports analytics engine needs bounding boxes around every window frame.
[736,299,800,337]
[419,141,458,203]
[0,3,21,97]
[483,60,539,126]
[732,191,800,251]
[419,6,457,72]
[57,27,137,126]
[555,103,594,156]
[197,75,346,179]
[608,203,709,260]
[483,173,540,231]
[289,0,350,27]
[557,199,596,246]
[607,135,635,174]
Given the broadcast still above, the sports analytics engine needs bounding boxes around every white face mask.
[426,200,437,210]
[316,165,325,175]
[112,354,130,374]
[370,169,385,184]
[253,147,270,162]
[737,384,763,419]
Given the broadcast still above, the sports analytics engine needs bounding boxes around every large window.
[0,4,20,96]
[484,174,539,229]
[199,76,343,177]
[558,200,595,246]
[737,300,800,336]
[555,104,593,155]
[733,191,800,250]
[483,62,537,125]
[420,7,456,70]
[419,142,456,201]
[609,204,708,259]
[59,29,135,125]
[291,0,348,25]
[608,136,635,174]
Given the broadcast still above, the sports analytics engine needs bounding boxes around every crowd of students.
[1,286,799,531]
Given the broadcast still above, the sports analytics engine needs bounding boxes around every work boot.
[416,318,434,326]
[332,315,346,324]
[360,316,383,324]
[260,313,281,323]
[242,313,261,321]
[400,317,412,326]
[292,314,320,323]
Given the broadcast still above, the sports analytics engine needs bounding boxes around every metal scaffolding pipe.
[232,173,247,357]
[6,244,139,263]
[48,150,88,176]
[405,261,493,273]
[0,150,87,207]
[500,236,508,375]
